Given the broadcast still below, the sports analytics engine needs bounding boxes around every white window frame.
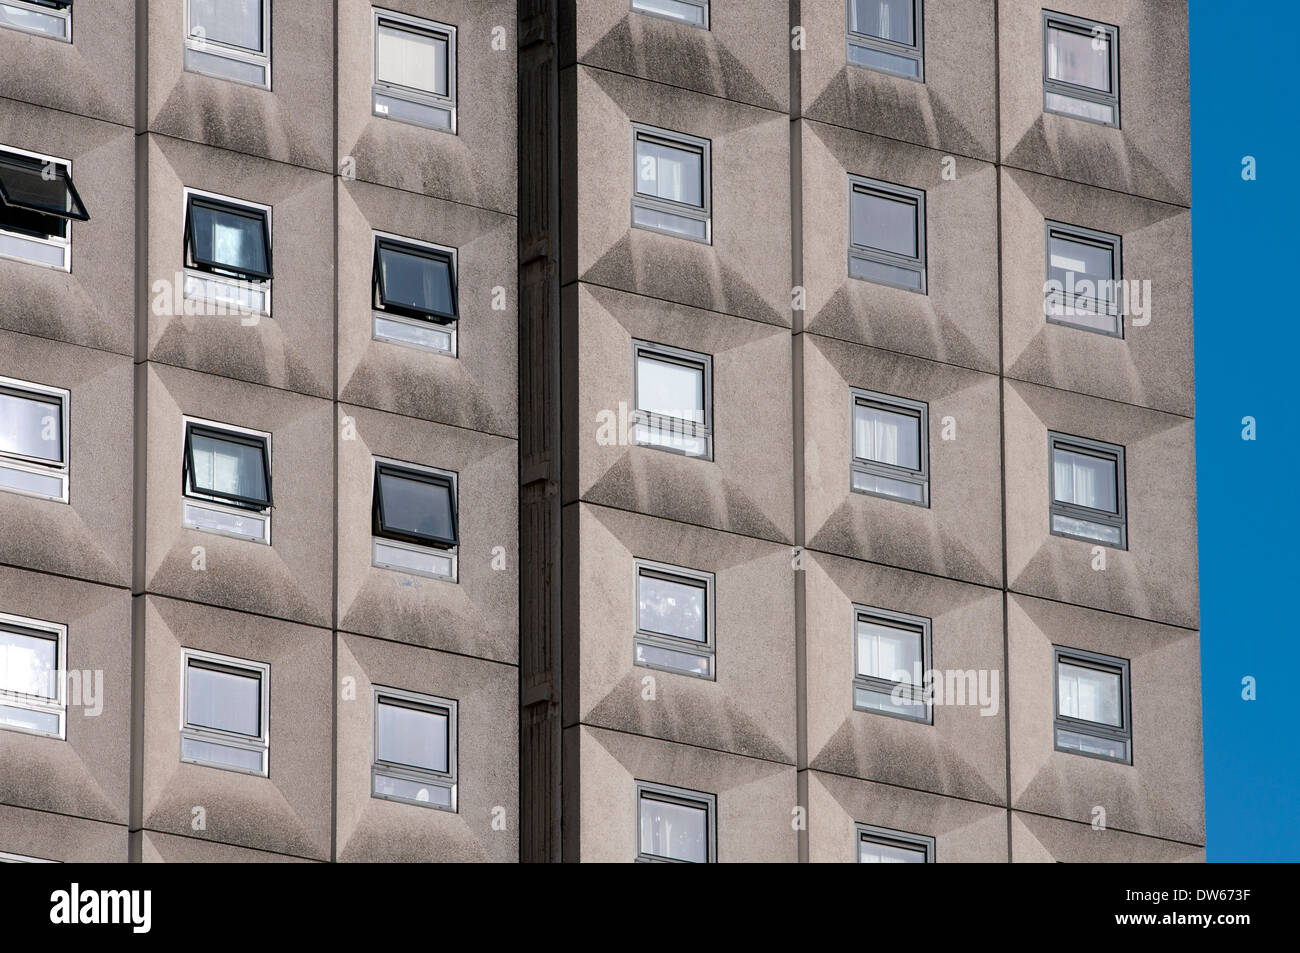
[0,375,70,504]
[630,0,709,29]
[179,647,270,777]
[371,685,459,813]
[0,144,79,273]
[0,0,72,42]
[0,612,66,741]
[0,850,57,862]
[370,230,459,357]
[370,456,459,583]
[371,7,458,134]
[181,415,273,545]
[630,123,712,245]
[633,558,716,681]
[631,339,713,460]
[181,186,273,318]
[635,780,717,863]
[183,0,272,90]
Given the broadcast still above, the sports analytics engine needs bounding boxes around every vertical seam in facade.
[330,0,340,865]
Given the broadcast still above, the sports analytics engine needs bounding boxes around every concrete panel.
[145,134,336,399]
[140,596,333,860]
[141,830,317,862]
[336,632,518,862]
[998,0,1191,205]
[0,804,126,863]
[805,551,1006,805]
[337,177,518,436]
[143,364,335,627]
[336,402,518,664]
[804,333,1004,588]
[566,502,796,763]
[1001,166,1194,416]
[800,0,998,161]
[1003,377,1199,628]
[565,282,793,542]
[800,119,1000,372]
[1011,812,1203,862]
[0,567,131,825]
[0,332,132,587]
[1007,593,1204,845]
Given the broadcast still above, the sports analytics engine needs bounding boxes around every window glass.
[186,663,261,737]
[637,355,704,423]
[1053,447,1117,513]
[190,0,264,51]
[631,0,707,27]
[640,795,708,862]
[377,699,449,773]
[1058,661,1122,727]
[0,390,61,462]
[377,242,454,318]
[638,572,706,643]
[856,618,921,684]
[189,200,269,277]
[854,403,920,470]
[850,0,914,45]
[377,469,455,543]
[190,431,268,503]
[851,188,917,258]
[636,138,703,207]
[377,21,447,95]
[1046,23,1110,92]
[1050,233,1114,300]
[859,838,928,863]
[0,627,56,699]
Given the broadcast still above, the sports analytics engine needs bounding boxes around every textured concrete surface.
[1011,811,1204,862]
[0,804,127,863]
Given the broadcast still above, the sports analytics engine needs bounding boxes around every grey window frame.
[631,339,714,461]
[183,0,272,90]
[852,604,932,725]
[630,123,712,245]
[1048,431,1127,550]
[179,647,270,777]
[850,387,930,507]
[633,558,716,681]
[0,375,70,504]
[630,0,709,29]
[371,7,457,134]
[1053,644,1132,765]
[845,0,924,82]
[1044,219,1123,338]
[635,780,717,863]
[0,144,86,273]
[0,612,66,741]
[848,174,927,294]
[855,823,935,863]
[0,0,71,42]
[1042,10,1120,128]
[371,685,458,813]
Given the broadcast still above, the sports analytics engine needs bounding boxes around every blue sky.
[1190,0,1299,861]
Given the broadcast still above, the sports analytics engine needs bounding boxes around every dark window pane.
[188,198,269,278]
[851,189,917,257]
[187,663,260,736]
[850,0,915,45]
[377,242,455,319]
[0,152,88,220]
[377,468,456,545]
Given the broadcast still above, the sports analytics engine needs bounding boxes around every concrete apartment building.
[0,0,1199,863]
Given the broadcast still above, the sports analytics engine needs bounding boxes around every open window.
[1043,10,1119,127]
[185,0,272,89]
[846,0,924,80]
[851,388,929,506]
[183,189,273,315]
[181,648,270,776]
[0,612,66,740]
[1054,645,1131,764]
[372,7,457,132]
[1049,431,1126,549]
[0,146,88,271]
[853,605,931,723]
[372,458,459,581]
[632,340,712,459]
[636,781,716,863]
[631,124,711,243]
[182,417,273,544]
[371,232,458,356]
[849,174,926,293]
[371,686,458,811]
[856,823,935,862]
[634,559,715,680]
[0,376,69,503]
[0,0,72,41]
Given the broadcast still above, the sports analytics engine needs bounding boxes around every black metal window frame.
[183,192,273,282]
[182,421,274,511]
[372,460,459,550]
[372,235,458,324]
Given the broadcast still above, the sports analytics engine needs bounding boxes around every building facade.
[0,0,1200,863]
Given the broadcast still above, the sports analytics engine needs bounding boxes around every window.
[182,417,273,544]
[1054,645,1131,763]
[372,458,459,582]
[371,232,458,356]
[852,606,931,723]
[0,851,57,863]
[856,823,935,863]
[1043,11,1119,127]
[636,781,715,863]
[631,124,711,244]
[848,175,926,293]
[634,560,715,680]
[183,188,273,315]
[851,388,929,506]
[0,613,65,740]
[180,648,269,776]
[0,145,88,272]
[632,340,713,459]
[0,376,69,503]
[372,8,457,133]
[630,0,709,29]
[0,0,71,41]
[846,0,924,80]
[1045,220,1122,337]
[372,686,458,811]
[185,0,271,89]
[1049,432,1126,548]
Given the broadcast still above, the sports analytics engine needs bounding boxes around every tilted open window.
[183,189,273,315]
[371,232,458,355]
[0,0,72,41]
[0,146,88,271]
[182,418,273,544]
[372,458,459,582]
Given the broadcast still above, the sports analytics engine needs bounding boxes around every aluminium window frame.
[851,604,932,725]
[0,611,67,741]
[370,456,459,583]
[183,0,272,90]
[370,684,459,813]
[0,851,57,863]
[633,558,716,681]
[0,0,72,42]
[635,780,717,863]
[847,174,927,294]
[0,143,84,273]
[631,338,714,461]
[371,7,458,134]
[855,823,935,863]
[0,375,70,504]
[849,387,930,507]
[1042,9,1120,128]
[845,0,925,82]
[1048,431,1127,550]
[630,0,710,30]
[179,647,270,778]
[1052,644,1132,765]
[630,123,712,245]
[183,420,273,510]
[181,186,273,316]
[180,415,274,545]
[1044,219,1124,338]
